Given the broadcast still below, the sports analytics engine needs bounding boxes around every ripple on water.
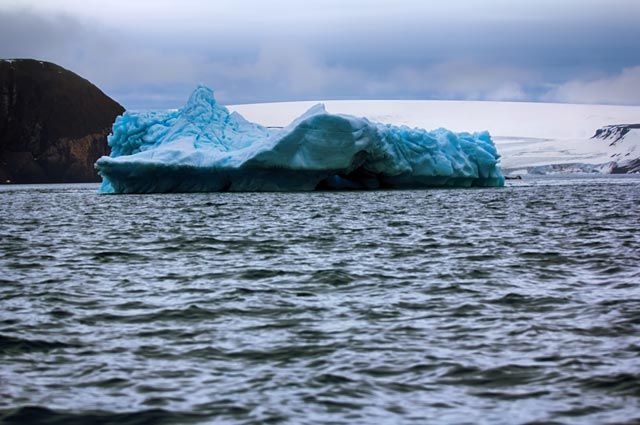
[0,177,639,424]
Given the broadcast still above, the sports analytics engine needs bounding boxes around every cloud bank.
[1,2,639,108]
[545,67,640,106]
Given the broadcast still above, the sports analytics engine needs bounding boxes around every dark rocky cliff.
[0,59,124,183]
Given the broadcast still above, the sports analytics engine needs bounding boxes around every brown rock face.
[0,59,124,183]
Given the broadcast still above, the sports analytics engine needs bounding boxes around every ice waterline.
[95,86,504,193]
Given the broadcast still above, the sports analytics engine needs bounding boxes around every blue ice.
[96,86,504,193]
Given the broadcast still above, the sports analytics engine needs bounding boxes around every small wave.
[310,269,355,285]
[488,293,570,311]
[91,251,149,263]
[0,406,207,425]
[239,268,289,280]
[79,305,219,324]
[579,373,640,396]
[440,364,544,387]
[0,334,80,354]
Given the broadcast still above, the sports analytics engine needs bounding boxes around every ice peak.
[182,85,229,123]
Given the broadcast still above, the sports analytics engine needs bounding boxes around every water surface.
[1,176,639,424]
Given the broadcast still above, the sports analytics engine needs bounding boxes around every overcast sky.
[1,0,640,109]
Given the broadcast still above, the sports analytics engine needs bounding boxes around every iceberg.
[96,86,504,193]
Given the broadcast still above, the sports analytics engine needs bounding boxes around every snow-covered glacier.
[96,86,504,193]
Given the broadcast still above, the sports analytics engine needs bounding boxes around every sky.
[1,0,640,109]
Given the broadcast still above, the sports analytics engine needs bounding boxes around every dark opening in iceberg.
[96,86,504,193]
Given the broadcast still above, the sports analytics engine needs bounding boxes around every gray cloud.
[544,66,640,106]
[0,10,84,58]
[1,3,640,108]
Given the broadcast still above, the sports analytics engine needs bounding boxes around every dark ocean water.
[1,176,639,425]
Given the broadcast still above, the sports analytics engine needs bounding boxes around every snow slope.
[230,100,640,173]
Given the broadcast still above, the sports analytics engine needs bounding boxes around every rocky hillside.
[591,124,640,173]
[0,59,124,183]
[592,124,640,145]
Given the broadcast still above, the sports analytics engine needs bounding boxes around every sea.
[1,175,639,424]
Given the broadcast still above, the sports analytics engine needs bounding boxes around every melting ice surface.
[96,86,504,193]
